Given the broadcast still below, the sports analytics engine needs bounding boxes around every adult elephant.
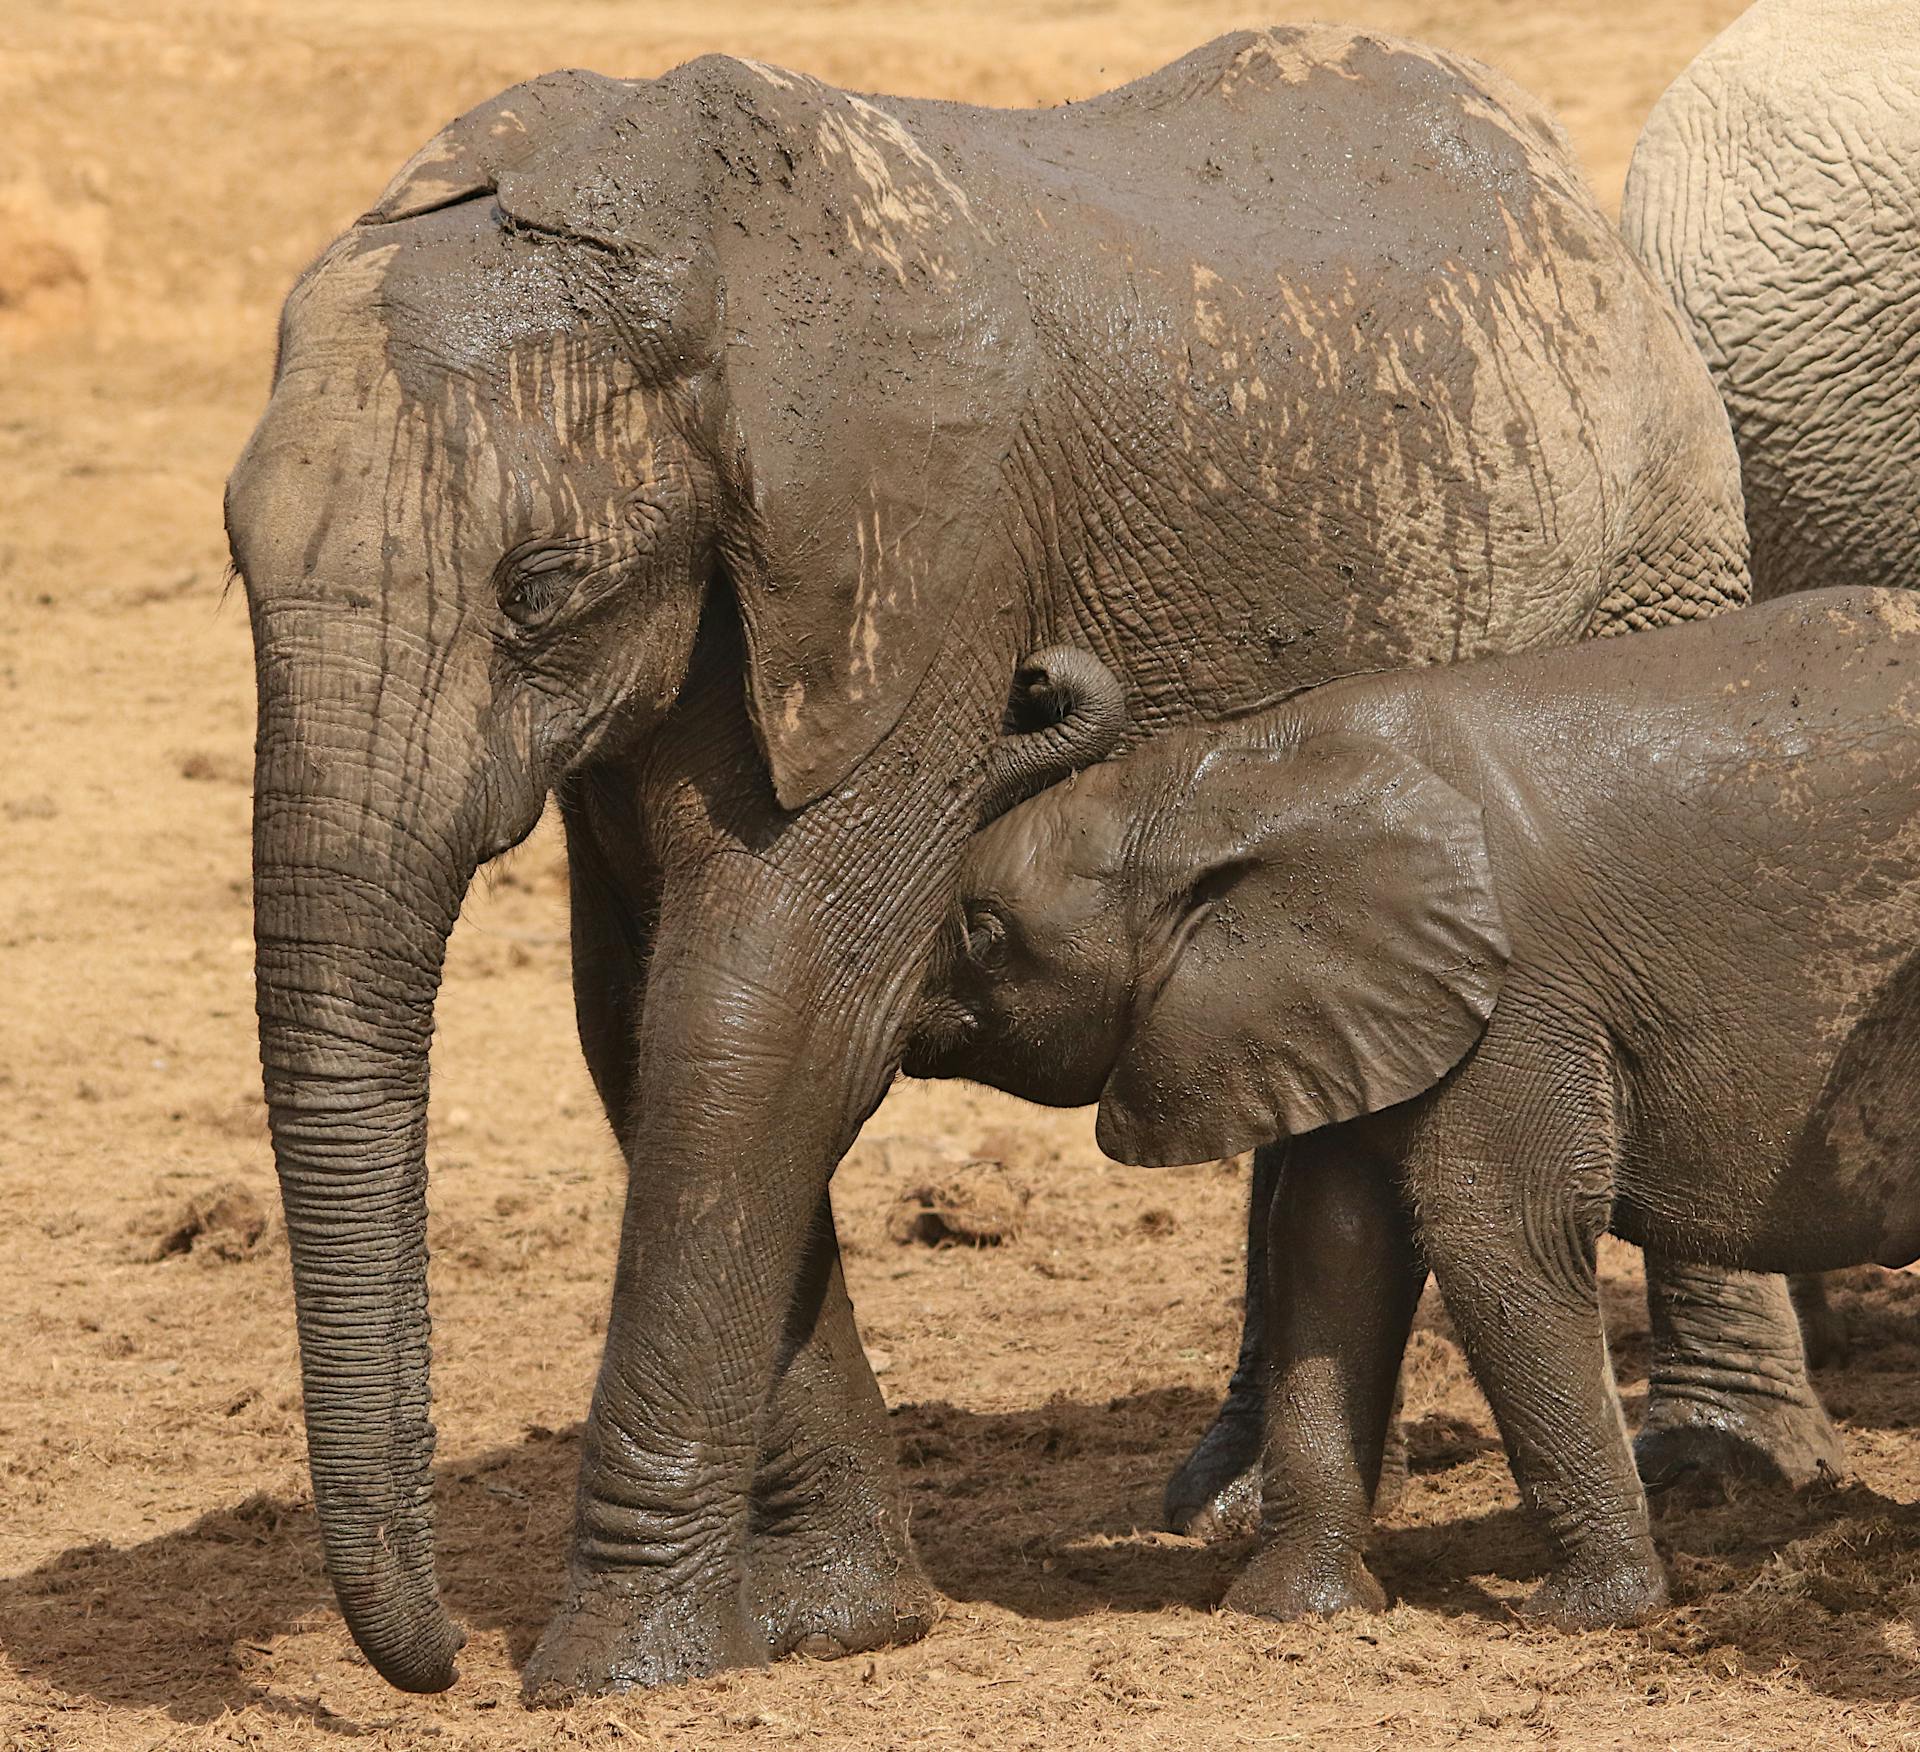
[1621,0,1919,604]
[231,29,1753,1696]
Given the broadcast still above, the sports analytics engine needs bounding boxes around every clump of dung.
[887,1159,1030,1248]
[138,1183,273,1263]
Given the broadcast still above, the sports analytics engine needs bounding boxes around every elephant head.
[229,63,1044,1691]
[906,729,1509,1165]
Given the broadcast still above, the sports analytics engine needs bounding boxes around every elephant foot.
[1222,1538,1386,1622]
[750,1498,942,1660]
[1520,1554,1668,1630]
[1164,1391,1263,1538]
[1634,1389,1846,1492]
[521,1569,766,1702]
[1640,1261,1846,1490]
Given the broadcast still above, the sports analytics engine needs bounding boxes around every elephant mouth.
[899,995,979,1079]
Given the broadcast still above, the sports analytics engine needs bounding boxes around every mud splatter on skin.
[273,25,1746,809]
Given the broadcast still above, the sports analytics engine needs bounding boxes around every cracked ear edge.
[362,72,639,223]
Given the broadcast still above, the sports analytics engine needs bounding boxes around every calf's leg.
[1224,1137,1425,1621]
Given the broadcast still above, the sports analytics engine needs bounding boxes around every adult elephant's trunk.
[251,615,504,1694]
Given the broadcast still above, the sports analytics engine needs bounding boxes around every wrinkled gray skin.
[230,29,1759,1696]
[1623,0,1920,605]
[907,589,1917,1625]
[1171,0,1920,1537]
[1612,0,1920,1397]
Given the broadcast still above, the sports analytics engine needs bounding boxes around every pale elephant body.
[907,586,1920,1625]
[1622,0,1920,601]
[230,29,1752,1693]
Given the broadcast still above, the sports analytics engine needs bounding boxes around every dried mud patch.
[130,1182,275,1264]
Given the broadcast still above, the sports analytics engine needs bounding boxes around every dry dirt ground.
[8,0,1920,1745]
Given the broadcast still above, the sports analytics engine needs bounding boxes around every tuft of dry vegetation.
[887,1160,1033,1248]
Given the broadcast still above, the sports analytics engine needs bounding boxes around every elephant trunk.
[976,645,1126,824]
[251,626,487,1694]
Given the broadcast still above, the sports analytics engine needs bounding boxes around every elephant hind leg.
[1635,1259,1846,1492]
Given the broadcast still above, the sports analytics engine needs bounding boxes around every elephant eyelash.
[963,907,1008,968]
[495,539,593,630]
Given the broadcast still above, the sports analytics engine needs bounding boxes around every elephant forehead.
[263,226,658,513]
[967,779,1130,901]
[282,202,607,411]
[374,210,586,382]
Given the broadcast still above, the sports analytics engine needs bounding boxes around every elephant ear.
[374,60,1037,809]
[363,71,638,223]
[695,71,1039,810]
[1096,735,1508,1167]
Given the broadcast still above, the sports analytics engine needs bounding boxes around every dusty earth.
[8,0,1920,1745]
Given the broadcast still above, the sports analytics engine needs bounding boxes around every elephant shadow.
[0,1423,581,1732]
[6,1390,1920,1722]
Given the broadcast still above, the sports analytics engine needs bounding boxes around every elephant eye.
[496,541,584,629]
[964,905,1008,970]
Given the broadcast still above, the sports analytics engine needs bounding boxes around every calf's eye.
[964,906,1008,969]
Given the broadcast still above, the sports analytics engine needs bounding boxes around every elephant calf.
[906,587,1920,1627]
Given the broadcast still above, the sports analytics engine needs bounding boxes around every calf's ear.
[1095,736,1508,1167]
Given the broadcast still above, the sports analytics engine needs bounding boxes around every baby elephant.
[906,587,1920,1627]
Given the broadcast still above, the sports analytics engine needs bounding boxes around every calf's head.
[905,730,1512,1164]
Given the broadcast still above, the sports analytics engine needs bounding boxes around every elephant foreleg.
[1163,1143,1283,1538]
[1167,1144,1408,1539]
[1636,1258,1846,1489]
[562,798,933,1670]
[1223,1136,1424,1622]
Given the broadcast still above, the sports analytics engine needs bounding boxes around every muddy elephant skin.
[227,28,1749,1694]
[907,588,1920,1627]
[1623,0,1920,602]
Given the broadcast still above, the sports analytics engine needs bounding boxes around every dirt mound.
[886,1158,1031,1247]
[134,1183,273,1263]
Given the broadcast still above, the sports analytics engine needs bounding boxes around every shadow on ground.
[7,1385,1920,1724]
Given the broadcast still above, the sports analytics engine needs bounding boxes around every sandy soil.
[9,0,1920,1744]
